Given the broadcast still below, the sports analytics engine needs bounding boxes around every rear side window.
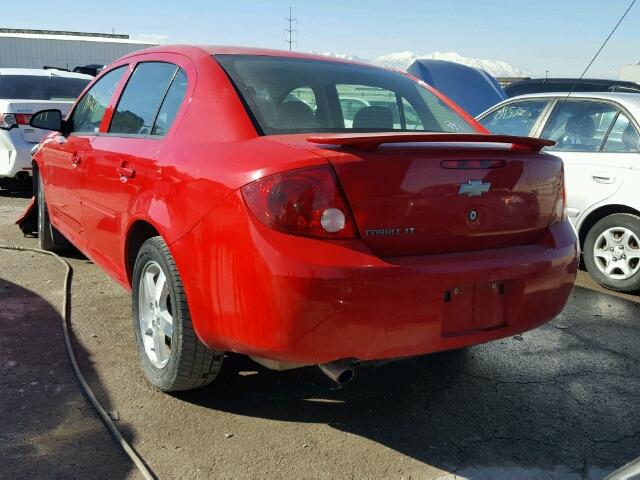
[71,66,126,134]
[602,113,640,152]
[479,99,549,136]
[541,100,618,152]
[215,54,475,135]
[152,69,188,136]
[109,62,179,135]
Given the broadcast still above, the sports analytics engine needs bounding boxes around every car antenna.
[562,0,636,104]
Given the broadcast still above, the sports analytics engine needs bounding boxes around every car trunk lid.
[276,132,561,256]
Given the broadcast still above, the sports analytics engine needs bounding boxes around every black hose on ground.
[0,245,156,480]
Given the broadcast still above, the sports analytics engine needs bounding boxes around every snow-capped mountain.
[315,52,368,62]
[316,50,528,77]
[370,51,529,77]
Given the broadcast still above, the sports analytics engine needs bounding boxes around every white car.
[478,92,640,293]
[0,68,91,189]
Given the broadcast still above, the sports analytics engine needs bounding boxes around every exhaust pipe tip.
[318,360,355,385]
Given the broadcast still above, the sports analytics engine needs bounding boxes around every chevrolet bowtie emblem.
[459,180,491,197]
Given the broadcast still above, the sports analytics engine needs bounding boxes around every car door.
[40,66,126,247]
[477,98,553,137]
[538,99,634,227]
[81,60,190,279]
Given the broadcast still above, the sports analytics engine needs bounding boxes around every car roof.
[0,68,93,80]
[119,44,374,68]
[507,91,640,107]
[510,77,639,86]
[477,90,640,121]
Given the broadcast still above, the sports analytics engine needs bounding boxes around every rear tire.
[583,213,640,293]
[36,173,68,252]
[132,236,224,391]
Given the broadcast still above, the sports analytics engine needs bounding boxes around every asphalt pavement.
[1,191,638,480]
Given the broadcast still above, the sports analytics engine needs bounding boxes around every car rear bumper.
[0,129,34,179]
[172,192,578,364]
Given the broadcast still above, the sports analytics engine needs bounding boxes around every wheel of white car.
[36,172,68,252]
[132,236,224,391]
[584,213,640,293]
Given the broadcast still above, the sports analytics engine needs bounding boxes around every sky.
[4,0,640,77]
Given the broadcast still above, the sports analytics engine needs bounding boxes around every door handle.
[591,173,615,184]
[117,165,135,183]
[71,154,81,169]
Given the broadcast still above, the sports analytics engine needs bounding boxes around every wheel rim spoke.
[605,261,618,275]
[155,270,167,303]
[152,326,166,364]
[159,309,173,339]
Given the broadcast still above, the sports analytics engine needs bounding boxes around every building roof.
[0,30,156,45]
[0,68,93,79]
[0,28,129,39]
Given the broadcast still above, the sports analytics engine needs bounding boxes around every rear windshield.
[0,75,90,101]
[215,55,476,135]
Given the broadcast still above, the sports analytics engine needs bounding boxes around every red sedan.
[27,45,578,391]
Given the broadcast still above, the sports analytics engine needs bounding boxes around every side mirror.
[30,109,64,132]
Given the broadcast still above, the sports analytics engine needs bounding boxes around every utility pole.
[285,6,297,51]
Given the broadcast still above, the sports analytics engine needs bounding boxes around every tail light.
[15,114,32,125]
[241,166,357,239]
[549,167,567,225]
[0,113,17,130]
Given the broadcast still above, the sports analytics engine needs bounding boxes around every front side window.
[109,62,179,135]
[541,100,618,152]
[602,113,640,153]
[71,66,126,134]
[479,99,549,137]
[215,55,475,135]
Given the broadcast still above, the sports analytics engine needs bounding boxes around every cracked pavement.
[1,192,638,479]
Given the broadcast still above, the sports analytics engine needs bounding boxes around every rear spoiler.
[306,132,555,153]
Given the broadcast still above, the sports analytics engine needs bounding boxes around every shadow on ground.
[0,186,32,199]
[178,285,640,478]
[0,277,133,478]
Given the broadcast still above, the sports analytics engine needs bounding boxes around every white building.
[620,63,640,83]
[0,28,156,71]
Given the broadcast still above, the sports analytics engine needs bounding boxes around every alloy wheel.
[593,227,640,280]
[138,261,174,368]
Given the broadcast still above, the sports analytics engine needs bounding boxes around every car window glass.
[336,84,400,128]
[0,75,90,100]
[286,86,317,111]
[603,113,640,153]
[479,100,549,136]
[70,66,126,134]
[541,100,618,152]
[402,98,425,131]
[215,55,475,135]
[274,86,319,130]
[109,62,178,135]
[151,68,188,136]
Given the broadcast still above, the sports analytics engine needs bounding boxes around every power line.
[285,6,297,51]
[564,0,636,101]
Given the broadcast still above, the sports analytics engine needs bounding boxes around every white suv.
[0,68,91,189]
[478,92,640,293]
